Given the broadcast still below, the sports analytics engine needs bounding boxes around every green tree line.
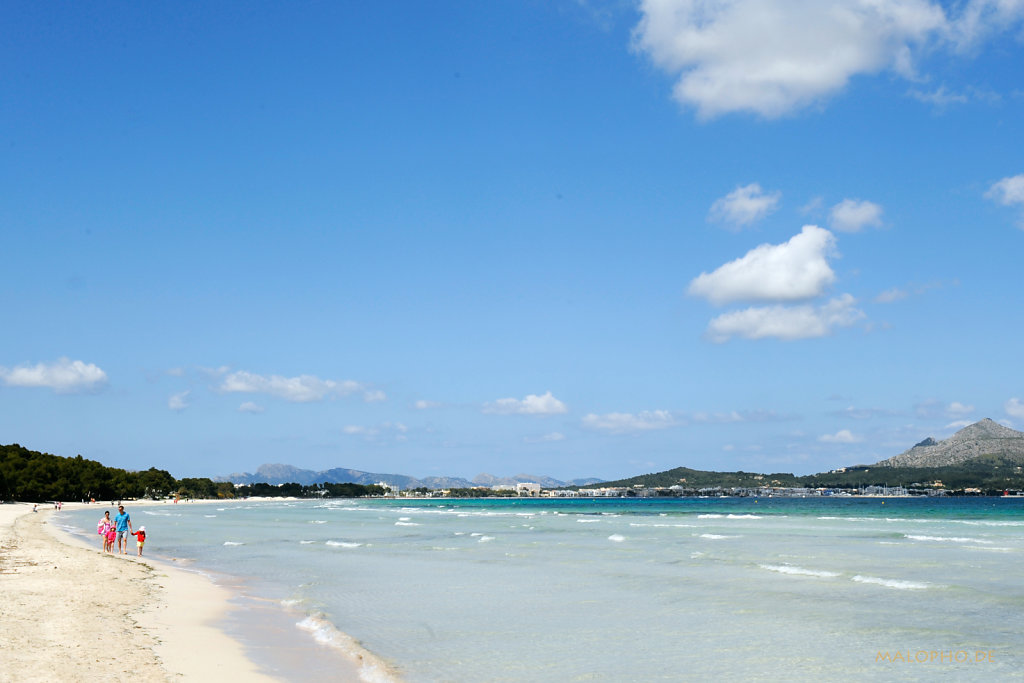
[0,444,382,502]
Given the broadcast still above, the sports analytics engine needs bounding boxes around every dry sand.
[0,501,361,682]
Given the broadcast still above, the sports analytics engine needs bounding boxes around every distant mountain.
[875,418,1024,468]
[219,464,601,490]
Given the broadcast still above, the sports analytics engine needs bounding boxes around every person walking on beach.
[114,505,133,555]
[131,526,146,556]
[98,510,113,552]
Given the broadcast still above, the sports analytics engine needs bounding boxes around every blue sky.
[3,1,1024,481]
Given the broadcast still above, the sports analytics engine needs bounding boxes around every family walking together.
[96,504,146,556]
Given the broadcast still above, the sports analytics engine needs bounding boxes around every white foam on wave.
[326,541,362,548]
[398,517,411,521]
[607,534,626,542]
[394,521,419,526]
[204,514,217,518]
[697,514,724,519]
[223,541,244,546]
[310,520,328,524]
[630,522,695,528]
[727,514,762,519]
[699,534,738,540]
[759,564,840,578]
[905,534,991,544]
[478,536,495,543]
[851,575,931,590]
[296,614,398,683]
[299,540,317,545]
[576,519,601,523]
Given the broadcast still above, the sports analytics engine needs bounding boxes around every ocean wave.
[629,523,695,528]
[697,514,724,519]
[326,540,363,548]
[394,521,419,526]
[851,575,932,590]
[904,534,992,544]
[607,534,626,542]
[477,536,495,543]
[296,614,398,683]
[299,540,317,545]
[759,564,840,578]
[699,534,738,540]
[310,520,328,524]
[223,541,244,546]
[576,519,602,523]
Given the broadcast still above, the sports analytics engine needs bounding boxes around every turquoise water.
[63,497,1024,681]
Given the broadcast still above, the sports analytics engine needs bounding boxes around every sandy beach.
[0,501,361,682]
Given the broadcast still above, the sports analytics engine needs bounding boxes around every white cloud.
[343,422,408,440]
[0,357,108,393]
[219,370,364,403]
[947,401,975,417]
[414,399,441,410]
[986,174,1024,227]
[525,432,566,443]
[706,294,865,342]
[168,390,190,412]
[875,287,908,303]
[363,389,387,403]
[632,0,1024,119]
[582,410,678,433]
[1005,398,1024,419]
[689,226,837,305]
[708,183,780,228]
[945,419,973,430]
[909,85,969,107]
[819,429,862,443]
[829,199,884,232]
[483,391,568,415]
[238,401,264,414]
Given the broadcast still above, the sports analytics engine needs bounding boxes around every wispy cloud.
[819,429,862,444]
[705,294,865,343]
[238,401,264,414]
[524,432,566,443]
[218,369,381,403]
[0,357,108,394]
[483,391,568,416]
[986,173,1024,227]
[168,390,190,412]
[1005,398,1024,420]
[829,199,884,233]
[582,410,679,434]
[708,183,780,229]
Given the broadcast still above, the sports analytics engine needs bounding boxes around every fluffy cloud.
[632,0,1024,118]
[483,391,568,415]
[238,402,264,414]
[581,410,678,433]
[986,174,1024,227]
[1006,398,1024,419]
[829,199,884,232]
[0,357,108,393]
[708,183,781,228]
[689,226,837,304]
[819,429,862,443]
[705,294,865,342]
[414,399,442,410]
[168,390,190,412]
[219,370,379,403]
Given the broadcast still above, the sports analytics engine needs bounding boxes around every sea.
[60,496,1024,681]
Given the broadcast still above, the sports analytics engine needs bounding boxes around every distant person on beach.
[98,511,113,551]
[114,505,133,555]
[131,526,146,556]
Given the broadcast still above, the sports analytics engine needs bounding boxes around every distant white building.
[516,482,541,497]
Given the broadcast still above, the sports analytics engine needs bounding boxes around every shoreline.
[1,500,368,681]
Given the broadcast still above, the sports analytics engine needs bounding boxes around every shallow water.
[64,497,1024,681]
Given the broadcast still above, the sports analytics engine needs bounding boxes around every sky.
[3,0,1024,482]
